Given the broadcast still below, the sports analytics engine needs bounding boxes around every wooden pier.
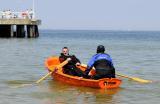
[0,19,41,38]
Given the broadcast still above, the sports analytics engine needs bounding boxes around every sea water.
[0,30,160,104]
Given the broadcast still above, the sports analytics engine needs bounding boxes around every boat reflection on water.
[38,80,122,104]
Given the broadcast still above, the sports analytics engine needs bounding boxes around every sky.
[0,0,160,30]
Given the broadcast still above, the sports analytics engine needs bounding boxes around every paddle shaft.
[36,59,69,84]
[36,71,52,84]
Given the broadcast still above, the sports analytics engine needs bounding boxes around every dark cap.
[97,45,105,53]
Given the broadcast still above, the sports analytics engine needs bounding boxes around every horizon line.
[39,29,160,32]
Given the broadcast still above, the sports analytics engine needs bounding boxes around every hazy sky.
[1,0,160,30]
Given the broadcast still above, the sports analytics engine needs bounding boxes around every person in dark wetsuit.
[59,47,84,77]
[84,45,116,80]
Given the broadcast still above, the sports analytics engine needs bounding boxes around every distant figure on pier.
[29,9,33,19]
[6,10,12,19]
[21,9,29,19]
[1,10,5,18]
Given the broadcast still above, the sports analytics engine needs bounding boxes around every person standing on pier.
[29,9,33,19]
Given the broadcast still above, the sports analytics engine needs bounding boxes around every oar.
[80,64,152,83]
[13,58,70,88]
[35,59,70,84]
[116,73,152,83]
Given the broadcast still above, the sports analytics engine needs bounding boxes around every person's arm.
[84,55,97,76]
[71,55,81,65]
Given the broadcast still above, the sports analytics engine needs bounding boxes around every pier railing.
[0,11,34,19]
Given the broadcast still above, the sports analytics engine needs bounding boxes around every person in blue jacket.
[84,45,116,79]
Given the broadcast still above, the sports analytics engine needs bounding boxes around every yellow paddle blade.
[11,84,33,88]
[131,77,152,83]
[116,73,152,83]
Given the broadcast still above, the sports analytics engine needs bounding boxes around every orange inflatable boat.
[45,56,122,89]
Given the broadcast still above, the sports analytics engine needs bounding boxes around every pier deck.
[0,19,41,25]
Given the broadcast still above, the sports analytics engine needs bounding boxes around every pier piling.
[0,19,41,38]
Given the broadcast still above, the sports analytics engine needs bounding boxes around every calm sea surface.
[0,30,160,104]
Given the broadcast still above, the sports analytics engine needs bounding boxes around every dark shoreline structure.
[0,18,41,38]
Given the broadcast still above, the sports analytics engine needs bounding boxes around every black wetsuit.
[59,53,84,77]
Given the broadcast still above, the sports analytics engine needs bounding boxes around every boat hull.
[45,56,122,89]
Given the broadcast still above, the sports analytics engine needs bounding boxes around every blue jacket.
[85,53,114,74]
